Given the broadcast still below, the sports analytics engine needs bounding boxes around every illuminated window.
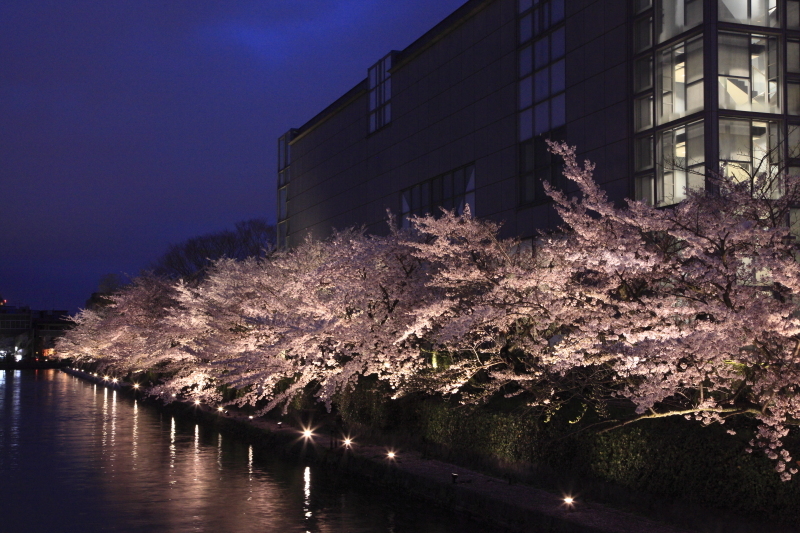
[718,32,780,114]
[368,54,392,133]
[719,117,782,197]
[634,135,656,204]
[400,164,476,227]
[656,0,702,43]
[656,120,705,205]
[718,0,779,27]
[657,35,704,125]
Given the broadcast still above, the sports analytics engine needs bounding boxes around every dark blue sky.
[0,0,467,312]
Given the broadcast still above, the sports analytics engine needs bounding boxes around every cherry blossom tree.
[541,142,800,480]
[55,144,800,480]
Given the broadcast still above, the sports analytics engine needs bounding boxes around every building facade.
[277,0,800,247]
[0,304,70,362]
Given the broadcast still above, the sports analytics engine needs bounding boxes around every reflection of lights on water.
[303,466,311,520]
[248,445,253,477]
[132,400,138,463]
[217,433,223,471]
[102,387,108,448]
[169,417,176,470]
[110,390,117,453]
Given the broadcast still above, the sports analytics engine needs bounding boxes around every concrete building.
[277,0,800,247]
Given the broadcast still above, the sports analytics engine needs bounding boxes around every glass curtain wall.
[720,118,783,196]
[719,33,780,113]
[719,0,779,26]
[657,35,704,124]
[657,0,703,43]
[657,121,705,204]
[634,0,704,205]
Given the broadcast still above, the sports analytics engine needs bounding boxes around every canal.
[0,369,504,533]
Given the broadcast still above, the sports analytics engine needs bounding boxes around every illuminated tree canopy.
[57,144,800,480]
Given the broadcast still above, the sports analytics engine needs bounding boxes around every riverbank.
[59,367,705,533]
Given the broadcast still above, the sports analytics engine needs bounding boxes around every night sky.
[1,0,467,313]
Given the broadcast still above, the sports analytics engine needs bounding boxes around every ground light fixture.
[342,437,353,448]
[133,383,140,389]
[386,451,396,460]
[217,406,224,412]
[112,378,118,383]
[562,496,576,511]
[195,400,201,405]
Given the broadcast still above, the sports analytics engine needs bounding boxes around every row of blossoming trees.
[57,145,800,480]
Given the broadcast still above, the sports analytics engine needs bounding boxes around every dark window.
[519,129,566,205]
[368,54,392,133]
[519,24,566,141]
[400,164,476,228]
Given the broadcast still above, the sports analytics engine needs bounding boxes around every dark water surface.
[0,370,502,533]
